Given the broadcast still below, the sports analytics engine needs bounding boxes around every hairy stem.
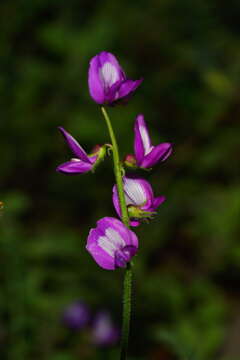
[120,262,132,360]
[101,106,132,360]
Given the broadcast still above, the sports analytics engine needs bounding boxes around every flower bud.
[123,154,137,169]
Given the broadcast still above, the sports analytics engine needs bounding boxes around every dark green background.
[1,0,240,359]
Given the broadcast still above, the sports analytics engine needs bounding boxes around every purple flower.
[133,114,172,169]
[62,301,90,330]
[86,217,138,270]
[91,311,119,346]
[57,127,106,174]
[88,51,142,105]
[113,176,165,227]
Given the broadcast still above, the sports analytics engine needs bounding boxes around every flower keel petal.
[56,160,93,174]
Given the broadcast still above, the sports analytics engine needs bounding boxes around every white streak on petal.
[105,228,125,248]
[139,125,152,155]
[124,178,146,206]
[98,236,116,257]
[98,228,125,257]
[99,62,119,87]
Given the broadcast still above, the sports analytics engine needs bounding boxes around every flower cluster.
[57,51,172,270]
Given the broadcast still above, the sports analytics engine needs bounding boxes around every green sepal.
[128,205,156,220]
[91,144,108,172]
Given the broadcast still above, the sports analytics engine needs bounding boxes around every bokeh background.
[1,0,240,359]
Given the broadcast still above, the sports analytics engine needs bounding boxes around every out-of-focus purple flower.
[88,51,142,105]
[57,127,106,174]
[62,301,90,330]
[91,311,119,346]
[132,114,172,169]
[86,217,138,270]
[113,176,165,227]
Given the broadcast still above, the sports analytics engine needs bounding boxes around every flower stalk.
[120,262,132,360]
[100,107,129,227]
[100,106,132,360]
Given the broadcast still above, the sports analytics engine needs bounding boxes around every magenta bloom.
[113,176,165,227]
[57,127,105,174]
[133,114,172,169]
[86,217,138,270]
[91,311,119,346]
[62,301,90,330]
[88,51,142,105]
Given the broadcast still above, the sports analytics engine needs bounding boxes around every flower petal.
[103,79,122,104]
[117,79,143,101]
[123,177,153,207]
[58,127,91,163]
[88,154,98,164]
[134,114,148,164]
[152,195,166,209]
[96,217,138,249]
[129,220,140,227]
[141,143,172,168]
[98,52,124,87]
[112,185,122,219]
[112,185,141,226]
[86,228,115,270]
[88,54,105,104]
[56,160,93,174]
[115,245,137,268]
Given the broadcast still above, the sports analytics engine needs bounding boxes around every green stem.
[100,107,129,227]
[101,106,132,360]
[120,263,132,360]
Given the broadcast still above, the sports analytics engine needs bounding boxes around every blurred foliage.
[1,0,240,359]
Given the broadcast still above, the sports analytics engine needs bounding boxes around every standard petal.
[141,143,172,168]
[96,217,130,247]
[135,114,152,155]
[98,52,125,86]
[136,178,154,208]
[117,79,143,101]
[56,160,92,174]
[123,177,153,207]
[134,115,145,165]
[113,185,141,227]
[86,228,115,270]
[58,127,91,163]
[88,54,105,104]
